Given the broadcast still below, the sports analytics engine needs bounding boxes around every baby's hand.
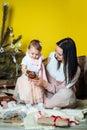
[27,70,39,80]
[27,70,36,78]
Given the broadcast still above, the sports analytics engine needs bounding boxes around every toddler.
[14,40,47,109]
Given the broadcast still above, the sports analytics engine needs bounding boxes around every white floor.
[0,119,87,130]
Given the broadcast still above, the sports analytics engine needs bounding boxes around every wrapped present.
[37,115,69,127]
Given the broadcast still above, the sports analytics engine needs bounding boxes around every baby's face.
[28,46,41,59]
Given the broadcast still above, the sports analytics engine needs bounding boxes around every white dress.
[14,52,47,104]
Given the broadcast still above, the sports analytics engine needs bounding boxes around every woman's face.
[55,45,63,61]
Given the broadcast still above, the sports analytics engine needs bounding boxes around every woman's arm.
[35,78,48,88]
[35,78,56,94]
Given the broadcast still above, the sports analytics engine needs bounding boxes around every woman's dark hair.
[56,37,78,83]
[28,39,42,52]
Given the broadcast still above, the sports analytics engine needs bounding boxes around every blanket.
[0,99,87,130]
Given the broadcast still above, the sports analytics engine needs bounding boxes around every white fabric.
[46,52,65,81]
[0,100,87,129]
[21,52,44,74]
[24,99,87,129]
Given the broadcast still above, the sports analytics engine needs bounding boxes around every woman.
[35,37,80,109]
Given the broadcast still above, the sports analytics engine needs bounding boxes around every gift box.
[37,115,69,127]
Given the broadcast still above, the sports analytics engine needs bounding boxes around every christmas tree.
[0,3,24,83]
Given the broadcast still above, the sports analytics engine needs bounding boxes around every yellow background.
[0,0,87,57]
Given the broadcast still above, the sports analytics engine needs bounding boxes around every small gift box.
[37,115,69,127]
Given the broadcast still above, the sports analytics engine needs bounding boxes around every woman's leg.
[44,88,76,109]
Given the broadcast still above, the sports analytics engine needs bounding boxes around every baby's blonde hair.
[28,40,42,52]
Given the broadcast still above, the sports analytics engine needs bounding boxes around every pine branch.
[18,49,22,52]
[2,43,10,48]
[2,35,22,49]
[1,26,13,46]
[12,35,22,44]
[0,3,8,46]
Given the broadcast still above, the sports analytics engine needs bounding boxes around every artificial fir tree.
[0,3,24,83]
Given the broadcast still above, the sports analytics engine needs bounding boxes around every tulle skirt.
[14,75,44,104]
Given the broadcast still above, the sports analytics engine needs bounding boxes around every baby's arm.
[21,64,27,74]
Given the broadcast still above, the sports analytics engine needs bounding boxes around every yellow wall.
[0,0,87,57]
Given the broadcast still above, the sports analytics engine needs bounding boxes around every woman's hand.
[42,57,50,65]
[33,78,48,88]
